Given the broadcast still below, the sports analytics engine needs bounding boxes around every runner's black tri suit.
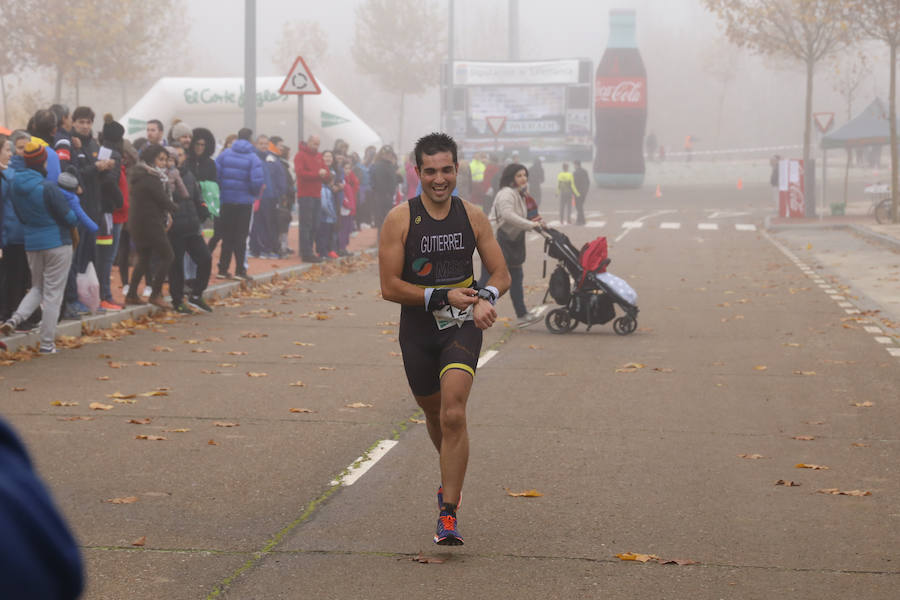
[399,196,483,396]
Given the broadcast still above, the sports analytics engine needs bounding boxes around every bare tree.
[701,37,743,146]
[272,20,329,73]
[704,0,858,184]
[851,1,900,222]
[829,49,872,205]
[0,4,34,125]
[352,0,446,150]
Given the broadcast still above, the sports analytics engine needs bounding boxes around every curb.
[1,260,323,355]
[763,215,900,251]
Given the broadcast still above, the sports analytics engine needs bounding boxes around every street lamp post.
[244,0,257,133]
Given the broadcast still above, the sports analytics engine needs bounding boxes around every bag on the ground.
[76,261,100,313]
[199,181,220,218]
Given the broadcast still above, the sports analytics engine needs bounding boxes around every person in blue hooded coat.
[0,142,77,353]
[213,127,264,280]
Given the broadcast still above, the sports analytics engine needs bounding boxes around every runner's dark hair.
[414,132,457,168]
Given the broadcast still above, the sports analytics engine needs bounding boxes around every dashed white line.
[874,336,894,345]
[845,309,861,315]
[333,440,399,487]
[660,222,681,229]
[698,223,719,230]
[735,224,757,231]
[838,302,854,308]
[477,350,499,369]
[888,348,900,357]
[829,295,845,300]
[864,326,884,334]
[622,221,644,229]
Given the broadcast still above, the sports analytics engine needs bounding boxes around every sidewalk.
[765,214,900,250]
[0,226,379,355]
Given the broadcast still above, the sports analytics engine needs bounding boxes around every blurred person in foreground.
[378,132,510,546]
[0,417,83,599]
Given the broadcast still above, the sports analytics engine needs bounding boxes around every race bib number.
[432,305,472,330]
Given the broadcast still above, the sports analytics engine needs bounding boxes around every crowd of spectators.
[0,104,411,353]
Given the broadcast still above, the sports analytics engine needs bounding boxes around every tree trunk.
[0,74,7,127]
[843,148,850,205]
[803,57,814,216]
[54,67,63,103]
[397,91,405,154]
[891,43,899,223]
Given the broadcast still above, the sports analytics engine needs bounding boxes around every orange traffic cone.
[655,184,662,198]
[736,178,743,190]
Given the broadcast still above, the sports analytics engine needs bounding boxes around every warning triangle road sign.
[486,116,506,135]
[279,56,322,95]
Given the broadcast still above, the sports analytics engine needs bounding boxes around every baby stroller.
[539,228,639,335]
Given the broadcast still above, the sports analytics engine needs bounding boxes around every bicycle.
[874,197,893,224]
[865,183,894,224]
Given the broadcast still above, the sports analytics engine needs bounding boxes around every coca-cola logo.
[595,77,646,108]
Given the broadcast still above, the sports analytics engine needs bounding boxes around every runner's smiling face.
[417,151,457,204]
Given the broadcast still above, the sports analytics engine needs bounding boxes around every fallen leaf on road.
[135,361,158,367]
[775,480,800,487]
[98,353,112,359]
[135,435,167,441]
[346,402,373,408]
[616,552,660,563]
[96,376,110,381]
[208,439,217,445]
[792,435,816,441]
[795,463,829,470]
[184,339,201,344]
[803,420,826,425]
[90,402,114,410]
[545,372,568,376]
[792,370,816,376]
[280,354,303,359]
[784,342,801,347]
[108,361,125,369]
[409,417,425,424]
[289,408,315,413]
[737,453,766,459]
[152,346,173,352]
[165,428,190,433]
[241,331,268,338]
[319,366,335,371]
[191,348,212,354]
[131,536,146,547]
[246,371,268,377]
[12,386,26,392]
[817,488,871,497]
[51,401,79,407]
[754,365,768,371]
[505,488,543,497]
[289,381,306,387]
[128,418,152,425]
[218,363,237,367]
[201,369,221,375]
[652,367,674,373]
[205,336,224,342]
[293,342,315,346]
[105,496,139,504]
[139,390,168,397]
[851,442,869,448]
[852,401,874,408]
[106,392,136,399]
[227,351,247,356]
[411,553,445,564]
[214,422,239,427]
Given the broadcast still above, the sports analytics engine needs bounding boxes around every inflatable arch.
[120,77,382,154]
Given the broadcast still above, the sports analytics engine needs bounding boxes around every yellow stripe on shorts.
[440,362,475,379]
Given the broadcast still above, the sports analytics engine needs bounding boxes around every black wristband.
[427,288,450,311]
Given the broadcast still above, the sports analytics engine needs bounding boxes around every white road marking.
[838,302,854,308]
[707,210,751,219]
[864,326,884,334]
[660,222,681,229]
[874,336,894,344]
[735,224,757,231]
[888,347,900,357]
[622,221,644,229]
[829,295,845,300]
[584,221,607,228]
[614,209,676,243]
[615,209,645,214]
[823,288,837,294]
[845,309,861,314]
[477,350,499,369]
[698,223,718,230]
[334,440,399,487]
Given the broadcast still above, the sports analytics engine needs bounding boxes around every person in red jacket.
[293,135,329,263]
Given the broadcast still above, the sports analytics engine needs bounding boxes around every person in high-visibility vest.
[469,152,486,206]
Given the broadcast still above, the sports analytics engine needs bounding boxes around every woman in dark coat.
[125,145,177,309]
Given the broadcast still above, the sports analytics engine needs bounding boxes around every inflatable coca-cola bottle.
[594,9,647,188]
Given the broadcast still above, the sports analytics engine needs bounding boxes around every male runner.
[379,132,511,545]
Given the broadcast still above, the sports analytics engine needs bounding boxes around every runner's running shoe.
[437,485,461,510]
[434,510,464,546]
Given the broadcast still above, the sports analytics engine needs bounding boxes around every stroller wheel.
[546,308,577,334]
[613,315,637,336]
